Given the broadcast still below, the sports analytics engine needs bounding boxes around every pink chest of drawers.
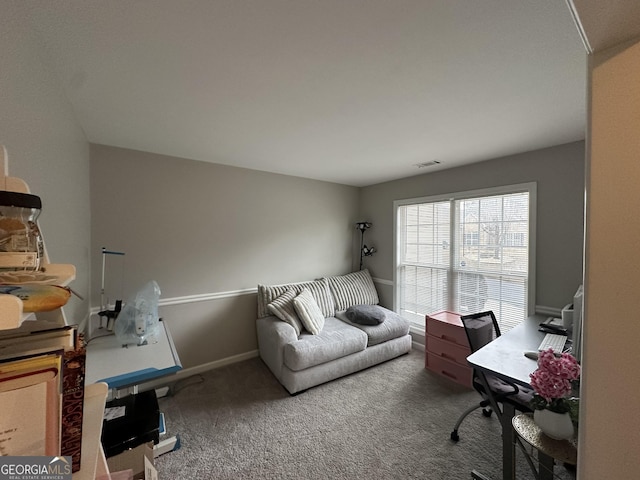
[424,310,473,388]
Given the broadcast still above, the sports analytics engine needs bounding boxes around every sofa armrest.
[256,315,298,381]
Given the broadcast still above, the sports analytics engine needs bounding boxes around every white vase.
[533,409,574,440]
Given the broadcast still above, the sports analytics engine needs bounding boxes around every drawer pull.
[441,353,455,362]
[441,334,457,343]
[441,370,458,380]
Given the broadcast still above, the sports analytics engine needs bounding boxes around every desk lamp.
[98,247,125,331]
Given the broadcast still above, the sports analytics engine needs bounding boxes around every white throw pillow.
[293,288,325,335]
[267,289,303,336]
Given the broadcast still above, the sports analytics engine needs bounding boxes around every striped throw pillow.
[293,288,325,335]
[267,289,303,336]
[326,269,379,311]
[258,278,335,318]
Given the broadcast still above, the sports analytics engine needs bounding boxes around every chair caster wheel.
[482,408,492,417]
[450,431,459,442]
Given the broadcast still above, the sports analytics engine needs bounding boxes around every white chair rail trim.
[89,287,257,315]
[158,288,256,307]
[90,277,394,315]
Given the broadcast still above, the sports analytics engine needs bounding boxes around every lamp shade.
[356,221,371,232]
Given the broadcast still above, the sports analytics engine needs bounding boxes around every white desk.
[86,319,181,390]
[86,319,182,458]
[466,314,546,387]
[466,314,551,480]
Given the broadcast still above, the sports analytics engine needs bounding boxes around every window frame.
[393,182,537,332]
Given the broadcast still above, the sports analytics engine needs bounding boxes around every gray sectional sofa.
[256,269,412,394]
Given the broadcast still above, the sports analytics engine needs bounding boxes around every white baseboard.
[139,349,260,392]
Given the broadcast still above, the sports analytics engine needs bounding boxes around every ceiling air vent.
[415,160,441,168]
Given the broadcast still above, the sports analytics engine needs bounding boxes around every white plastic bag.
[114,280,161,346]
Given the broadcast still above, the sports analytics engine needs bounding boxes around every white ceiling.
[23,1,587,187]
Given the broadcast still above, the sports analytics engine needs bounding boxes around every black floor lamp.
[356,221,376,270]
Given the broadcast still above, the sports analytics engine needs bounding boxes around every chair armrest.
[480,371,533,413]
[256,316,298,381]
[500,379,520,397]
[481,371,522,399]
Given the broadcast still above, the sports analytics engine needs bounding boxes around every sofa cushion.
[326,269,379,311]
[293,288,325,335]
[257,278,335,318]
[267,289,303,336]
[284,317,367,371]
[336,306,410,346]
[345,304,386,325]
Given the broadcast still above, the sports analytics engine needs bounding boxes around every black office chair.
[450,310,534,442]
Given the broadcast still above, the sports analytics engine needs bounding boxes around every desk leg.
[475,373,516,480]
[501,403,517,480]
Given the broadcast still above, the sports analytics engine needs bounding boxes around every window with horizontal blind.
[394,183,536,333]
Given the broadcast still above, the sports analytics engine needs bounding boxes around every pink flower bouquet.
[529,349,580,413]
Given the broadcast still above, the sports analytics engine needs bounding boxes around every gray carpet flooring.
[155,350,576,479]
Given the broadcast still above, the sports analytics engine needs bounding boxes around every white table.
[86,319,182,458]
[86,319,181,390]
[466,314,547,387]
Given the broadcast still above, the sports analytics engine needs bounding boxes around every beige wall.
[579,38,640,478]
[0,3,91,325]
[90,144,359,368]
[90,143,585,370]
[359,142,585,316]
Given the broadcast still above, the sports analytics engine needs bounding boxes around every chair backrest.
[460,311,500,353]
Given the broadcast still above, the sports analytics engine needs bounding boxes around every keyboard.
[537,333,567,353]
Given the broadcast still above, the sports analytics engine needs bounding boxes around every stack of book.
[0,321,86,472]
